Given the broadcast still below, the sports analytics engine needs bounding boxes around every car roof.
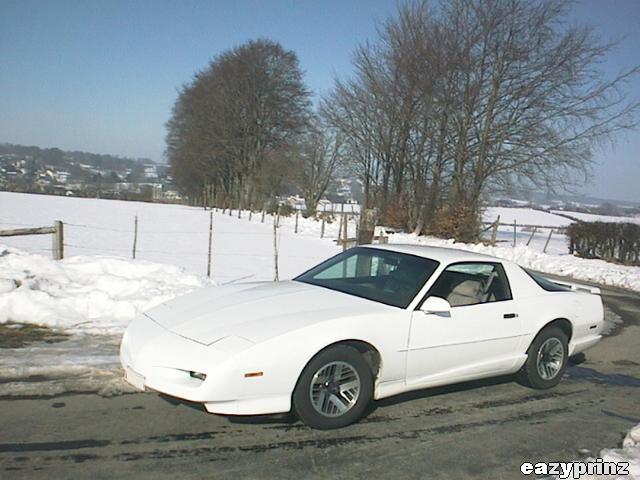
[360,243,511,265]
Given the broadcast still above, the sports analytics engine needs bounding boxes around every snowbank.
[564,423,640,479]
[0,245,211,334]
[387,233,640,292]
[615,425,640,479]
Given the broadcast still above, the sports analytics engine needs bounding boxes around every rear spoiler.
[551,279,601,295]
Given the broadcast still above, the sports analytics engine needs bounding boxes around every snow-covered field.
[486,206,640,226]
[484,206,574,227]
[552,209,640,224]
[2,192,640,335]
[0,191,346,280]
[481,206,640,256]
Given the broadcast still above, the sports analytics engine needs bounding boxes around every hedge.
[567,221,640,266]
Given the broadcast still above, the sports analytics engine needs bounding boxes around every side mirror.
[420,296,451,314]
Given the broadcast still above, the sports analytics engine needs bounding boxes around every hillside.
[0,143,175,200]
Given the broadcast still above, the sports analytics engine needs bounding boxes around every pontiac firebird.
[120,244,604,429]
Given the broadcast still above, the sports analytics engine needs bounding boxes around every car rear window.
[522,268,571,292]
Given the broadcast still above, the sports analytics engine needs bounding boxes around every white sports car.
[120,245,604,429]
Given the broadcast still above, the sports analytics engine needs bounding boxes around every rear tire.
[517,326,568,389]
[293,345,372,429]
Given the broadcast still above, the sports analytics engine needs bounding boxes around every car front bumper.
[120,313,292,415]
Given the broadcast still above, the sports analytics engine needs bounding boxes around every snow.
[0,245,213,397]
[0,333,131,397]
[551,210,640,225]
[483,206,640,227]
[484,206,573,227]
[0,192,346,396]
[560,423,640,479]
[387,233,640,292]
[0,245,209,334]
[0,191,342,281]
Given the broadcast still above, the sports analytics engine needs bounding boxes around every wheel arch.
[537,318,573,344]
[299,339,382,384]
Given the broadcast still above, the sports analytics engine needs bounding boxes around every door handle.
[503,313,518,319]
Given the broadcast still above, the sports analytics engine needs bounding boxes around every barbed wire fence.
[0,205,360,280]
[1,207,569,281]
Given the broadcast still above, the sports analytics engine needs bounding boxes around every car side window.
[427,262,512,307]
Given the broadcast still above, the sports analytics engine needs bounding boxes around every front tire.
[293,345,373,429]
[517,326,568,389]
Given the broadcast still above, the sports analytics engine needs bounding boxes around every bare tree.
[298,117,344,216]
[324,0,639,241]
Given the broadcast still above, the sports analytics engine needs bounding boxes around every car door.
[405,261,523,387]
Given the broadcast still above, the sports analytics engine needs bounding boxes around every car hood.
[144,280,392,345]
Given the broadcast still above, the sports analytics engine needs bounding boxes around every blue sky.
[1,0,639,201]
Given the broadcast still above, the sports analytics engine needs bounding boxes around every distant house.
[163,189,183,201]
[3,166,18,177]
[114,182,136,192]
[325,193,348,204]
[143,164,157,179]
[56,171,71,183]
[286,195,305,210]
[35,177,51,187]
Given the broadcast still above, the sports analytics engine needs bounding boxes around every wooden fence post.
[132,215,138,259]
[207,211,213,278]
[342,212,348,251]
[526,226,537,246]
[491,215,500,245]
[249,210,252,221]
[261,210,265,223]
[358,208,377,245]
[53,221,64,260]
[295,211,299,233]
[321,217,325,238]
[513,220,517,247]
[273,211,279,282]
[543,229,553,253]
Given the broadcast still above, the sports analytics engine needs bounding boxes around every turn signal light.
[244,371,264,378]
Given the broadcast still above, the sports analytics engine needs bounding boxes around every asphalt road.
[1,284,639,479]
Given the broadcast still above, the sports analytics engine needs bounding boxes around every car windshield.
[294,247,440,308]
